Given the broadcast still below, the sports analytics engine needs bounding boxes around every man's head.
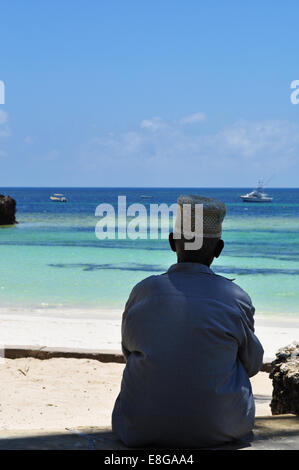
[169,194,226,267]
[169,233,224,266]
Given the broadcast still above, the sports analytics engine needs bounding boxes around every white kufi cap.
[174,194,226,239]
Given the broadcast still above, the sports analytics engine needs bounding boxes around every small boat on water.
[240,180,273,203]
[50,193,67,202]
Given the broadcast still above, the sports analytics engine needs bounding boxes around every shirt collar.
[167,262,215,276]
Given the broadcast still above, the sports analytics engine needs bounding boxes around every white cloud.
[216,120,299,157]
[78,116,299,185]
[180,112,206,125]
[140,117,167,132]
[24,136,34,144]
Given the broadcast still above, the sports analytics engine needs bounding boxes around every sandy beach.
[0,357,272,430]
[0,308,298,362]
[0,308,296,430]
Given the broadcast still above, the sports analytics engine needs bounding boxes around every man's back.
[112,262,264,448]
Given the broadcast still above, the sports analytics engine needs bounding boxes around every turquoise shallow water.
[0,188,299,317]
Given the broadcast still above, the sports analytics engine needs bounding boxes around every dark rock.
[269,342,299,415]
[0,195,17,225]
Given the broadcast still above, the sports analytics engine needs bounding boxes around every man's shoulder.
[213,272,253,306]
[133,271,252,301]
[131,273,166,294]
[124,273,166,311]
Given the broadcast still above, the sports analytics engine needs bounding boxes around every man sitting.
[112,195,264,448]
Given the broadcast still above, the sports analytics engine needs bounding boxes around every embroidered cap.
[174,194,226,239]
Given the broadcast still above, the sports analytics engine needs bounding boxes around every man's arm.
[121,313,130,361]
[238,303,264,378]
[120,285,139,361]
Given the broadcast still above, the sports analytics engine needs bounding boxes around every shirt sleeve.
[237,301,264,377]
[120,285,139,361]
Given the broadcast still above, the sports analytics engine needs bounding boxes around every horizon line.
[0,186,298,190]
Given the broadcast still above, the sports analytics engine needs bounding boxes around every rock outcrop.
[270,342,299,415]
[0,195,17,225]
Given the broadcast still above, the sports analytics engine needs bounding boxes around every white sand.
[0,308,298,362]
[0,308,122,351]
[0,358,122,430]
[254,317,299,362]
[0,358,272,430]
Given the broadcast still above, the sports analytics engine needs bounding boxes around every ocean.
[0,187,299,318]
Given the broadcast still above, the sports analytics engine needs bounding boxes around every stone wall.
[270,342,299,415]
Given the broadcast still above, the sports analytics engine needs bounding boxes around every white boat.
[50,193,67,202]
[240,180,273,203]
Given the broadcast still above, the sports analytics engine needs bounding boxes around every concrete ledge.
[260,362,272,373]
[0,415,298,450]
[3,345,272,371]
[4,346,125,364]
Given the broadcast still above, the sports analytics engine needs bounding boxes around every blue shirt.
[112,262,264,448]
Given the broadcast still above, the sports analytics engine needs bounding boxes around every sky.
[1,0,299,187]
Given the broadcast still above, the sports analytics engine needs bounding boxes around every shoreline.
[0,308,298,362]
[1,305,299,319]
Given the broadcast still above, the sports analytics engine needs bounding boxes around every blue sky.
[0,0,299,187]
